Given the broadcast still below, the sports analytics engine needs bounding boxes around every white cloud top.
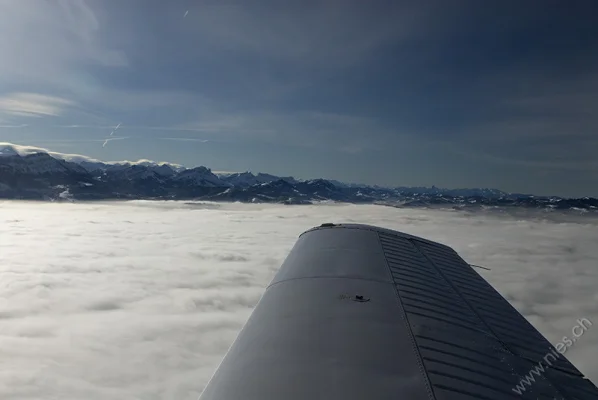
[0,201,596,399]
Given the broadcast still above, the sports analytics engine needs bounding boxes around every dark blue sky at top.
[0,0,597,197]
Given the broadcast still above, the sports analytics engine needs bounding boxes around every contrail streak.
[110,122,122,136]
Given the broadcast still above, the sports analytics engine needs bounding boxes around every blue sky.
[0,1,597,197]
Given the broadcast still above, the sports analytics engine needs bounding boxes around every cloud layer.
[0,93,73,118]
[0,201,597,399]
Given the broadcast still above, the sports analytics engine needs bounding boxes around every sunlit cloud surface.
[0,201,597,399]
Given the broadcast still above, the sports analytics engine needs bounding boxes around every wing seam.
[409,238,570,400]
[377,231,437,400]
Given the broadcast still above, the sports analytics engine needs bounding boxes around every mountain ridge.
[0,143,595,214]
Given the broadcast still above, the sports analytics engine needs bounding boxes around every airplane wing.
[199,223,598,400]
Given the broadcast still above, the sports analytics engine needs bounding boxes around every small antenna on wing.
[470,264,491,271]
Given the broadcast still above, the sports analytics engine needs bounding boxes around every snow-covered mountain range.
[0,143,596,214]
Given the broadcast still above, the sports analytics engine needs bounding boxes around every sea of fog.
[1,200,597,399]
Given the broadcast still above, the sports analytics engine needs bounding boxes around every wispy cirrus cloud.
[0,123,28,128]
[57,125,115,129]
[0,93,74,118]
[158,138,209,142]
[0,1,126,85]
[55,124,227,133]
